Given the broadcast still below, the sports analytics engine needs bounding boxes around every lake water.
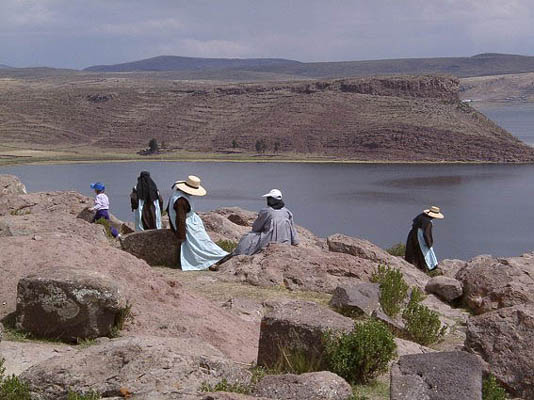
[475,103,534,146]
[3,161,534,261]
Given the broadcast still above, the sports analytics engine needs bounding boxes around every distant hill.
[84,53,534,79]
[1,73,533,162]
[84,55,302,72]
[0,64,13,69]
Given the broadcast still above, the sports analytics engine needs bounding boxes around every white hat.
[424,206,444,219]
[173,175,207,197]
[262,189,282,200]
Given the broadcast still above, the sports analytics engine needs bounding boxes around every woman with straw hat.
[405,206,444,272]
[167,175,228,270]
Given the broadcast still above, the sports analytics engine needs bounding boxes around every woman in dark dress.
[130,171,163,231]
[405,206,444,271]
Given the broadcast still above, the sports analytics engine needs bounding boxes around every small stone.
[329,282,380,316]
[425,276,463,303]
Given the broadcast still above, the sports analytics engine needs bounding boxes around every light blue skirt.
[417,228,438,270]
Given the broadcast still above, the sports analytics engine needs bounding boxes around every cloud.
[0,0,533,68]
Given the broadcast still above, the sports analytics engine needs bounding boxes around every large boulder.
[0,174,27,195]
[0,191,92,217]
[438,259,467,278]
[120,229,179,267]
[390,351,483,400]
[21,336,250,399]
[257,300,354,368]
[329,282,380,316]
[327,234,429,289]
[0,236,258,363]
[425,276,463,303]
[465,304,534,398]
[456,254,534,314]
[218,243,377,293]
[16,267,126,341]
[254,371,353,400]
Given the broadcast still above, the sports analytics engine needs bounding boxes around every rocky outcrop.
[218,243,376,293]
[254,371,353,400]
[120,229,179,267]
[390,351,483,400]
[0,175,27,195]
[21,336,250,399]
[16,268,126,341]
[329,283,380,316]
[425,276,463,303]
[257,301,354,368]
[0,236,258,363]
[327,234,429,289]
[465,304,534,398]
[456,254,534,314]
[0,190,92,217]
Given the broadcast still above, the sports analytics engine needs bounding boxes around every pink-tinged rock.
[425,276,463,303]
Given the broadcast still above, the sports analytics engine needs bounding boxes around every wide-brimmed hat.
[174,175,207,197]
[90,182,105,191]
[424,206,444,219]
[262,189,282,200]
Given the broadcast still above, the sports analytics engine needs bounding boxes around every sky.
[1,0,534,69]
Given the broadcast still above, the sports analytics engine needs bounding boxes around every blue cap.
[90,182,105,191]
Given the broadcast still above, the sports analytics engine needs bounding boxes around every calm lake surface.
[2,161,534,261]
[475,102,534,146]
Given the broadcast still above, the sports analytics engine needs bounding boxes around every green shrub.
[216,240,237,253]
[95,218,114,239]
[386,243,405,257]
[402,288,446,346]
[323,320,397,384]
[482,375,508,400]
[0,358,31,400]
[66,391,101,400]
[370,265,409,318]
[272,345,323,374]
[200,378,251,394]
[110,302,133,338]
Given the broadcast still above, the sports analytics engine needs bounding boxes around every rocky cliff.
[1,73,533,162]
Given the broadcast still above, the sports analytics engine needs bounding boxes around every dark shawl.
[405,213,434,271]
[267,197,285,210]
[137,171,159,204]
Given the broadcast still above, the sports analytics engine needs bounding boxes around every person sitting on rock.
[405,206,444,271]
[130,171,163,231]
[89,182,119,238]
[167,175,228,270]
[232,189,299,256]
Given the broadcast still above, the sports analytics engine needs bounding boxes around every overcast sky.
[2,0,534,69]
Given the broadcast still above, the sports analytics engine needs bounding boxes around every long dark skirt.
[405,228,426,271]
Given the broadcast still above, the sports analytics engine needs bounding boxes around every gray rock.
[21,336,250,399]
[221,297,265,322]
[120,229,179,267]
[456,254,534,314]
[372,309,405,335]
[257,300,354,368]
[0,174,27,195]
[425,276,463,303]
[254,371,353,400]
[327,233,429,289]
[465,304,534,398]
[77,206,124,233]
[438,259,467,278]
[15,267,126,341]
[390,351,482,400]
[329,282,380,316]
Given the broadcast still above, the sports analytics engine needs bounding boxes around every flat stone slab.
[254,371,353,400]
[390,351,483,400]
[329,282,380,316]
[120,229,179,267]
[257,300,354,368]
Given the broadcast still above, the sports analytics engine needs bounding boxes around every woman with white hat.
[232,188,299,256]
[405,206,444,272]
[167,175,228,270]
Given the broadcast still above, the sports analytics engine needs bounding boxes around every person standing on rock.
[167,175,228,270]
[89,182,119,238]
[130,171,163,231]
[232,189,299,256]
[405,206,444,271]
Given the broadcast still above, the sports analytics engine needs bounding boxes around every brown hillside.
[0,73,533,162]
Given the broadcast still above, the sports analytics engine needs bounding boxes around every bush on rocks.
[370,265,409,318]
[482,375,508,400]
[323,319,396,384]
[216,239,238,253]
[386,243,406,257]
[66,391,101,400]
[402,288,445,346]
[0,358,31,400]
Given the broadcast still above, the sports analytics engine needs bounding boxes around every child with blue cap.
[89,182,118,238]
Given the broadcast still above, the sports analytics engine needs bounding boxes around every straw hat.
[424,206,444,219]
[174,175,207,197]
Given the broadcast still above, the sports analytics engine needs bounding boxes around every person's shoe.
[209,264,219,271]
